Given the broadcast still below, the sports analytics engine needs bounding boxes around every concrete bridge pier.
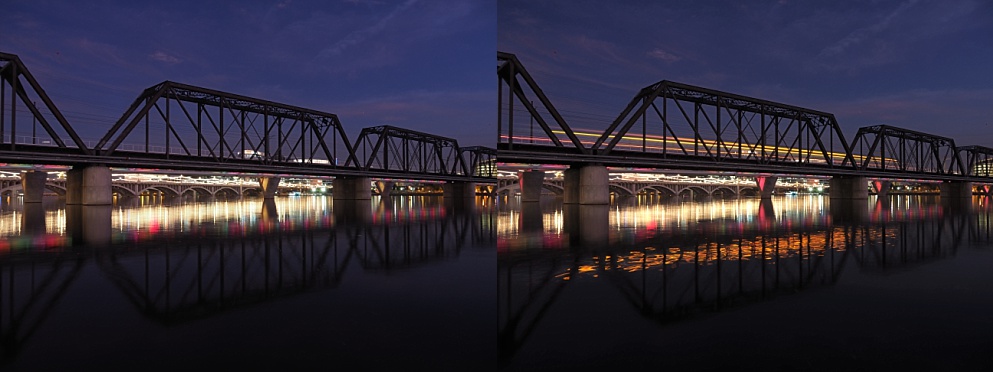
[519,170,545,202]
[829,176,868,200]
[940,181,973,205]
[871,180,892,199]
[376,181,395,198]
[563,165,609,205]
[755,176,778,199]
[66,165,113,205]
[332,176,372,200]
[259,177,281,199]
[20,170,47,203]
[443,181,476,200]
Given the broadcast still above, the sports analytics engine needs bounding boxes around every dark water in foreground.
[0,196,495,370]
[499,195,993,371]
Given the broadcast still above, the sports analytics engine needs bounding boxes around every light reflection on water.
[0,195,496,370]
[499,195,993,371]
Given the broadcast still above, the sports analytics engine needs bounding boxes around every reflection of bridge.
[0,51,495,207]
[497,204,993,366]
[0,204,494,363]
[497,52,993,205]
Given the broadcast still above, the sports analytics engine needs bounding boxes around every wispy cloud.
[149,51,181,64]
[647,48,681,63]
[318,0,419,58]
[819,0,919,58]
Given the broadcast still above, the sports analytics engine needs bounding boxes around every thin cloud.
[819,0,919,57]
[149,51,181,64]
[647,48,681,63]
[318,0,419,58]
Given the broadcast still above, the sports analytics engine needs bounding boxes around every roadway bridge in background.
[496,52,993,205]
[0,51,496,206]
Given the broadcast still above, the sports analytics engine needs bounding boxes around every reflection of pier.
[498,206,993,365]
[0,205,494,364]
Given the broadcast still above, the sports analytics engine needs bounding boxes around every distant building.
[974,158,993,177]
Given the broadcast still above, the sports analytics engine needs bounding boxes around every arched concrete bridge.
[0,177,289,200]
[495,177,794,200]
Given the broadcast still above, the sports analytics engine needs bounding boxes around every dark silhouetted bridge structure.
[0,51,495,205]
[497,52,993,204]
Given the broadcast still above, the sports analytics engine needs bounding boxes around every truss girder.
[461,146,497,178]
[591,80,857,169]
[853,125,965,176]
[497,52,588,154]
[0,52,91,154]
[94,81,359,168]
[958,145,993,178]
[351,125,474,177]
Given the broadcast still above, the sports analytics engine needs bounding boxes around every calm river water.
[499,195,993,371]
[0,195,495,370]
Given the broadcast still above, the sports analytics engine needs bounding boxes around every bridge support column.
[20,170,47,203]
[332,176,371,200]
[563,165,609,205]
[871,180,892,199]
[755,176,778,199]
[829,176,868,200]
[376,181,395,198]
[443,181,476,200]
[66,166,112,205]
[259,177,281,199]
[940,181,973,203]
[519,170,545,202]
[563,167,578,203]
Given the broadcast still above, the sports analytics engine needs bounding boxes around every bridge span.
[0,51,495,206]
[497,52,993,205]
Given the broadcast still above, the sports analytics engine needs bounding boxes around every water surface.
[1,195,495,370]
[499,195,993,371]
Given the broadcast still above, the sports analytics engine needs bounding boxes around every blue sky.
[1,0,495,147]
[498,0,993,147]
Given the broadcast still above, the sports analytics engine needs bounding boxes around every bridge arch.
[711,186,739,199]
[608,184,634,197]
[136,185,182,198]
[214,186,244,199]
[182,186,216,197]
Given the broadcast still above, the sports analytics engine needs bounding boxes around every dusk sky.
[1,0,495,147]
[499,0,993,148]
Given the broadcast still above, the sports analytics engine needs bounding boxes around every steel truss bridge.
[0,52,494,183]
[496,52,993,184]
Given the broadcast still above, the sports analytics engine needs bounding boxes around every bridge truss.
[95,80,359,168]
[0,52,90,154]
[496,52,993,183]
[497,52,587,153]
[0,51,494,184]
